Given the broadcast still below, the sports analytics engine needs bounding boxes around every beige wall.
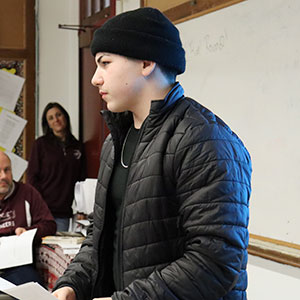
[37,0,79,138]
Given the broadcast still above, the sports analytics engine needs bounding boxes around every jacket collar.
[101,82,184,131]
[149,82,184,115]
[100,82,184,153]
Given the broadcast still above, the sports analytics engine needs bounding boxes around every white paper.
[76,219,90,227]
[0,107,27,151]
[73,178,97,215]
[74,219,90,237]
[0,228,37,269]
[0,277,16,290]
[55,243,81,256]
[4,150,28,181]
[0,69,25,111]
[62,247,81,255]
[0,278,57,300]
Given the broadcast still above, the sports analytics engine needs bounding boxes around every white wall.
[37,0,79,138]
[116,0,140,14]
[248,255,300,299]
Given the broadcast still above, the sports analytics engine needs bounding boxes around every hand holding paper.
[0,228,37,269]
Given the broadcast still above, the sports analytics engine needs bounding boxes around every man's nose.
[91,69,104,87]
[0,170,7,179]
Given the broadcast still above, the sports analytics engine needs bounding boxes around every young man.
[53,7,251,300]
[0,151,57,285]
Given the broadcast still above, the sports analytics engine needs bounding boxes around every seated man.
[0,151,57,285]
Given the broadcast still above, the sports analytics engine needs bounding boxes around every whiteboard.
[177,0,300,244]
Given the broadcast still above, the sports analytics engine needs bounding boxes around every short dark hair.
[158,65,177,84]
[41,102,72,136]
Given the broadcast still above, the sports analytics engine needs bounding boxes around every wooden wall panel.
[142,0,245,24]
[0,0,25,49]
[143,0,188,12]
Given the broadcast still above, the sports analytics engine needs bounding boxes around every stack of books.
[42,233,85,255]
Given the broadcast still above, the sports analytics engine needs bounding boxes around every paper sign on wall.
[0,69,25,111]
[0,107,27,152]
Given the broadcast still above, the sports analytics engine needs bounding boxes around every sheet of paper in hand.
[0,228,37,269]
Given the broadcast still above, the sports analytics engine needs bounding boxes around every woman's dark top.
[27,133,86,218]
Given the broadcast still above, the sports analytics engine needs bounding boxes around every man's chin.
[107,105,126,113]
[0,186,10,195]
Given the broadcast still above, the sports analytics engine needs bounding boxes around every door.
[79,0,115,178]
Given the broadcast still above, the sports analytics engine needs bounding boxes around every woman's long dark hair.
[41,102,72,137]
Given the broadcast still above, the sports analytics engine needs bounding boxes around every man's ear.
[141,60,156,77]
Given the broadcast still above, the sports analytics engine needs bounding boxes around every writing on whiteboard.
[183,30,228,57]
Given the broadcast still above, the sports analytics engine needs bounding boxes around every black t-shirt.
[107,126,140,290]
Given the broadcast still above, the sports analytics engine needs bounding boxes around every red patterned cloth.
[36,244,78,290]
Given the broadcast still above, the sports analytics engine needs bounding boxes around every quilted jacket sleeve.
[113,121,252,300]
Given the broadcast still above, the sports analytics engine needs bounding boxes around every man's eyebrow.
[97,55,104,64]
[96,53,110,64]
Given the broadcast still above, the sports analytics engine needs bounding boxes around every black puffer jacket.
[54,83,251,300]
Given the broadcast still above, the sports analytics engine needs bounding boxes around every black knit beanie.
[90,7,186,75]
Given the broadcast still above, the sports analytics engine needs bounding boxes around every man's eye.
[101,61,110,66]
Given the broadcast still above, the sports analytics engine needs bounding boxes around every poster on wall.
[0,107,27,152]
[0,61,28,181]
[4,150,28,181]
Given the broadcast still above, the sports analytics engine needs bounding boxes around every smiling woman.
[26,102,86,232]
[45,106,67,140]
